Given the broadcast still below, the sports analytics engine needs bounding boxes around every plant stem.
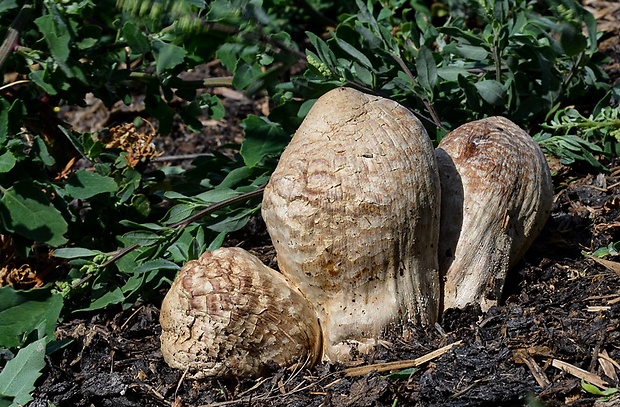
[390,52,444,130]
[99,185,267,268]
[0,3,34,72]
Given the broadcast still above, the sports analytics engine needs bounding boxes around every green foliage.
[535,88,620,171]
[0,0,615,396]
[581,379,618,400]
[298,0,608,132]
[0,337,48,407]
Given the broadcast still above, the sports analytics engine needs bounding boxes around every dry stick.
[599,350,619,382]
[513,349,551,388]
[343,340,463,377]
[552,359,609,389]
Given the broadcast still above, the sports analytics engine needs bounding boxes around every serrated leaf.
[121,21,150,55]
[0,182,68,246]
[65,170,117,199]
[152,40,186,75]
[240,115,289,167]
[0,287,63,348]
[0,337,47,407]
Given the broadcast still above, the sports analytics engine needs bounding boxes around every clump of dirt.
[30,163,620,407]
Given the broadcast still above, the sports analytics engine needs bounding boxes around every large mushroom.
[159,90,554,379]
[436,117,553,311]
[262,87,441,361]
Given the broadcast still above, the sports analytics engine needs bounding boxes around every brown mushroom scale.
[159,88,553,378]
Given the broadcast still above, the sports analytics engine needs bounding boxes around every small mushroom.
[436,117,553,311]
[159,247,321,378]
[262,87,441,361]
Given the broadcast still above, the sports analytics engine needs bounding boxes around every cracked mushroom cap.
[436,116,553,311]
[262,87,441,362]
[159,247,321,379]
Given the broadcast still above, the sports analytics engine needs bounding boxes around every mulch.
[30,163,620,407]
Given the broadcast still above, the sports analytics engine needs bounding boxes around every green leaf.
[240,115,289,167]
[475,80,506,105]
[581,379,618,397]
[445,43,489,60]
[0,182,68,246]
[0,337,47,407]
[560,24,587,57]
[0,99,9,142]
[32,136,56,167]
[28,70,57,96]
[208,206,257,233]
[0,151,16,173]
[416,45,437,91]
[334,36,373,69]
[386,367,417,379]
[121,21,150,55]
[0,287,63,348]
[34,14,72,76]
[53,247,103,259]
[152,40,186,75]
[65,170,118,199]
[0,1,18,15]
[121,230,163,246]
[80,287,125,312]
[133,259,180,274]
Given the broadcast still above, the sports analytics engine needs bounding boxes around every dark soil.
[30,165,620,407]
[30,3,620,406]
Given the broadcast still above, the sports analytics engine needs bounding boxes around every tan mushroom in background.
[159,247,321,378]
[436,116,553,312]
[262,87,441,362]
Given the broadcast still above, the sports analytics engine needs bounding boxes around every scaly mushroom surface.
[436,116,553,311]
[159,247,321,378]
[262,87,441,361]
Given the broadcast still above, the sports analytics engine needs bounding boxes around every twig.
[0,79,30,91]
[390,52,445,130]
[552,359,609,389]
[512,349,551,388]
[199,372,338,407]
[343,340,463,377]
